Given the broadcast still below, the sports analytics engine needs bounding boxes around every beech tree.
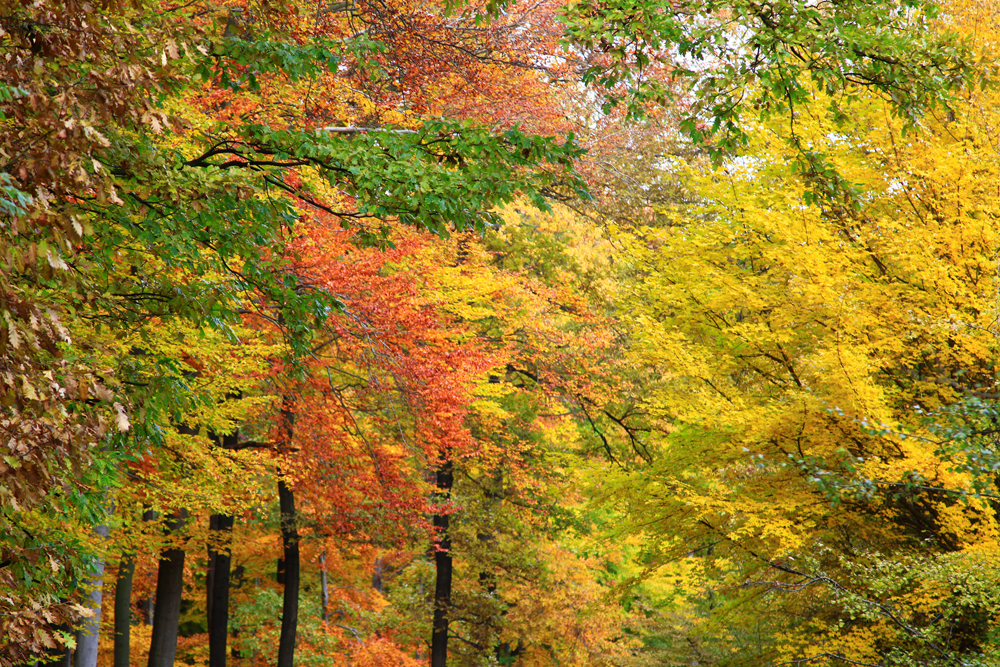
[9,0,995,663]
[592,0,1000,661]
[561,0,988,160]
[403,205,646,667]
[0,0,590,658]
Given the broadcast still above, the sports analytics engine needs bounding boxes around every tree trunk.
[114,554,135,667]
[431,460,454,667]
[371,556,384,594]
[74,523,109,667]
[142,504,158,628]
[51,628,73,667]
[142,596,155,627]
[320,552,329,622]
[230,565,245,661]
[208,513,234,667]
[58,643,73,667]
[207,427,239,667]
[206,514,218,631]
[147,510,188,667]
[277,479,300,667]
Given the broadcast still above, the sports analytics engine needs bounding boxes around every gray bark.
[74,523,110,667]
[147,510,188,667]
[320,552,329,622]
[114,554,135,667]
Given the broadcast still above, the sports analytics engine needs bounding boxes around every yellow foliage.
[603,5,1000,661]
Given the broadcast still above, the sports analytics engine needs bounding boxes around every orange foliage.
[349,635,425,667]
[269,219,494,543]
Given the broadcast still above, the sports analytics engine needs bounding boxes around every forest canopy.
[2,0,999,666]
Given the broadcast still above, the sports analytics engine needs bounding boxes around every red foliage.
[271,218,494,543]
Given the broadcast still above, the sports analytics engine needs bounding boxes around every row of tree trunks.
[57,440,456,667]
[101,422,303,667]
[107,509,243,667]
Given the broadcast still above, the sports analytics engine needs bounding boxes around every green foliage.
[205,37,344,92]
[231,586,344,666]
[562,0,988,163]
[236,122,587,235]
[0,173,31,217]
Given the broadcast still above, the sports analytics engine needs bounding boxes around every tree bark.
[208,513,234,667]
[58,644,73,667]
[142,594,155,626]
[276,479,300,667]
[147,510,188,667]
[431,459,454,667]
[114,554,135,667]
[206,514,218,630]
[230,565,245,661]
[142,503,158,629]
[74,523,109,667]
[320,552,329,622]
[371,556,384,594]
[207,428,239,667]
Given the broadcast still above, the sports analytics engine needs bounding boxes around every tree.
[595,1,1000,659]
[1,0,589,659]
[398,206,645,667]
[561,0,988,163]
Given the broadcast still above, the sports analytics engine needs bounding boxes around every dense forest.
[2,0,1000,665]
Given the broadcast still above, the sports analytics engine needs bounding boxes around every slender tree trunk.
[207,426,239,667]
[206,514,218,631]
[147,509,188,667]
[74,523,109,667]
[142,504,158,628]
[479,472,503,661]
[114,554,135,667]
[196,393,243,662]
[320,552,329,622]
[142,596,155,626]
[276,479,300,667]
[431,459,454,667]
[371,556,384,593]
[208,513,234,667]
[275,396,299,667]
[230,564,245,661]
[40,621,72,666]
